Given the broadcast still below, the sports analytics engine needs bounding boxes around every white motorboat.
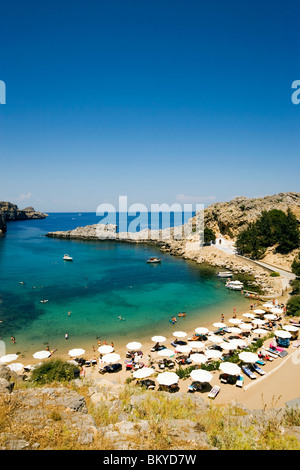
[63,254,73,261]
[217,271,233,278]
[146,257,161,263]
[226,280,243,291]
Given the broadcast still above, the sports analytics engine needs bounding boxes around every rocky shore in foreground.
[46,223,285,298]
[1,364,299,450]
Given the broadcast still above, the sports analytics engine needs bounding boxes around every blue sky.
[0,0,300,212]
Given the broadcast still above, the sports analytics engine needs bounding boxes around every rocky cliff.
[202,192,300,238]
[0,202,48,234]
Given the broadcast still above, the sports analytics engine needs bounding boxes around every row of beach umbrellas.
[0,304,294,372]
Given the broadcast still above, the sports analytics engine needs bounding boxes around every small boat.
[63,254,73,261]
[146,257,161,264]
[217,271,233,278]
[226,280,244,291]
[40,299,49,303]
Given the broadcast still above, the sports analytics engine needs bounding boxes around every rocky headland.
[0,202,48,234]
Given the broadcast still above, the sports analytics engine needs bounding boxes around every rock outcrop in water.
[0,202,48,234]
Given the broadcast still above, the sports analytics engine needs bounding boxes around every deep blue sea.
[0,213,249,360]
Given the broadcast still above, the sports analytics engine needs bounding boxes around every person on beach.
[221,314,225,323]
[65,333,68,340]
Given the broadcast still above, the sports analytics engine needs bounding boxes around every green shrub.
[292,253,300,278]
[235,209,300,259]
[270,272,280,277]
[30,359,79,385]
[287,296,300,317]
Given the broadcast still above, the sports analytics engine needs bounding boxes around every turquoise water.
[0,214,249,357]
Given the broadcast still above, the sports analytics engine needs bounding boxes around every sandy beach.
[6,286,299,411]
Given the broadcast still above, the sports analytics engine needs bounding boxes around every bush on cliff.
[286,296,300,317]
[292,253,300,278]
[235,209,300,259]
[204,227,216,245]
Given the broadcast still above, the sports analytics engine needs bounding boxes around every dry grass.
[1,381,300,450]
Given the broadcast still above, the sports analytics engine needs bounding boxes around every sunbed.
[208,385,220,399]
[252,363,266,376]
[242,365,256,380]
[236,375,244,388]
[256,359,266,366]
[188,381,203,392]
[277,350,288,358]
[265,349,278,359]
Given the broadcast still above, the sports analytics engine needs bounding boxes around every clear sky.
[0,0,300,212]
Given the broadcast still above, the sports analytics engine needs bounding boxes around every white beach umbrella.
[151,336,166,343]
[133,367,154,379]
[157,348,176,357]
[219,341,237,351]
[175,345,191,353]
[204,349,223,359]
[188,341,205,350]
[33,350,51,359]
[271,307,284,315]
[239,323,253,331]
[243,313,256,319]
[219,362,241,375]
[156,371,179,386]
[262,303,273,310]
[172,331,187,338]
[207,335,223,344]
[126,342,142,350]
[195,327,209,335]
[283,325,299,332]
[226,327,242,334]
[253,328,268,335]
[253,309,266,315]
[102,353,121,363]
[229,338,247,348]
[264,314,277,320]
[190,369,213,383]
[68,348,85,357]
[238,352,259,363]
[189,353,208,364]
[98,345,114,354]
[0,354,19,363]
[7,363,24,372]
[274,330,292,339]
[213,322,227,329]
[228,318,242,325]
[252,319,266,326]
